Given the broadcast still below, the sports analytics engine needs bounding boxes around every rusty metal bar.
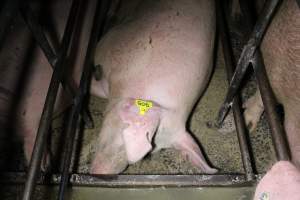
[216,0,282,126]
[216,0,254,181]
[238,0,290,161]
[22,0,82,199]
[57,1,110,199]
[1,172,254,187]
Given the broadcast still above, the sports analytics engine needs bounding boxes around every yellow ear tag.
[135,99,153,115]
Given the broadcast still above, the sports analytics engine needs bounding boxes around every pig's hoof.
[216,111,236,134]
[243,99,264,133]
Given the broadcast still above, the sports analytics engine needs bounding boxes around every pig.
[253,161,300,200]
[242,0,300,167]
[89,0,217,174]
[0,0,96,166]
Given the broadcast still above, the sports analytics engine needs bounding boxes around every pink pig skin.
[254,161,300,200]
[90,0,217,174]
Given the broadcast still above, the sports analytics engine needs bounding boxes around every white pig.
[90,0,217,174]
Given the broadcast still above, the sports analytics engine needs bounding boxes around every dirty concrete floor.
[50,39,276,175]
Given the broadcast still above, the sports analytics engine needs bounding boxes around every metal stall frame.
[0,0,288,199]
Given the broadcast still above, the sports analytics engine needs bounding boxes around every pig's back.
[261,0,300,108]
[95,0,215,111]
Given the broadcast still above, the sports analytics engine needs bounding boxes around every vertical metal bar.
[0,0,20,51]
[239,0,290,161]
[22,0,82,199]
[216,0,282,126]
[216,0,254,181]
[57,1,110,199]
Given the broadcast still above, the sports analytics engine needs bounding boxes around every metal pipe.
[22,0,82,199]
[216,0,254,181]
[20,3,94,129]
[57,1,110,199]
[0,0,20,51]
[239,0,290,161]
[1,172,254,187]
[216,0,282,126]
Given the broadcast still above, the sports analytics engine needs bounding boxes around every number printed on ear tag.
[135,99,153,115]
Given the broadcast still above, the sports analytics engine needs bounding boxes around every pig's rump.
[93,0,215,113]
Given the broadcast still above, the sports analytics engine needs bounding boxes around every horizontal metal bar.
[0,172,256,187]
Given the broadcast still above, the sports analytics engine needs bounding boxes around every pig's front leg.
[155,116,217,174]
[172,131,218,174]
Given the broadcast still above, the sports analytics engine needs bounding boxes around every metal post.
[216,0,254,181]
[57,0,110,199]
[239,0,290,161]
[22,0,82,199]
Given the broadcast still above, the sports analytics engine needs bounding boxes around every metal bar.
[22,0,82,199]
[57,1,110,199]
[239,0,290,161]
[0,0,20,51]
[1,172,254,187]
[216,0,282,126]
[216,0,254,181]
[252,56,290,160]
[20,3,94,129]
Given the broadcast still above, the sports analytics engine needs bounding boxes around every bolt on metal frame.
[0,0,290,199]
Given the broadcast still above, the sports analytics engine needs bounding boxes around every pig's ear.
[119,99,161,163]
[173,131,218,174]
